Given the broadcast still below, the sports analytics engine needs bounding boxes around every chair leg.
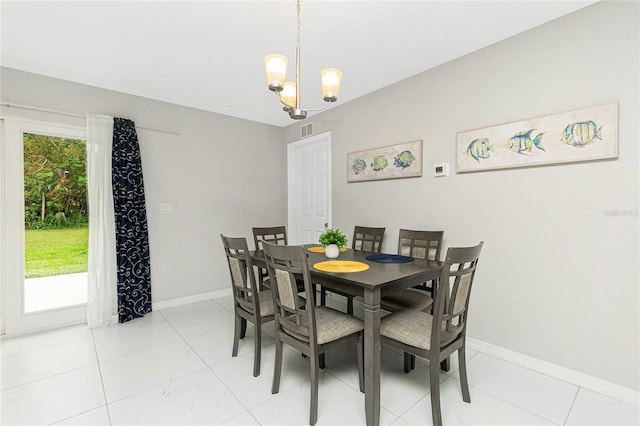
[319,353,326,369]
[310,353,320,425]
[320,287,327,306]
[253,320,262,377]
[458,344,471,403]
[240,317,247,339]
[272,339,283,394]
[440,358,450,372]
[357,333,364,393]
[430,355,443,426]
[232,314,241,357]
[403,352,416,373]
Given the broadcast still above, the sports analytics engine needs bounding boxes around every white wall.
[283,1,639,391]
[1,67,288,303]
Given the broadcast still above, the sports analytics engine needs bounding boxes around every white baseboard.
[153,288,231,311]
[467,337,640,406]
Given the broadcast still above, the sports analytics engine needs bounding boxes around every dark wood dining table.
[251,245,443,426]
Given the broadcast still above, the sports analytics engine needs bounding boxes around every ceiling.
[1,1,596,128]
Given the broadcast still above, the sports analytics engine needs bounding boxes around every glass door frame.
[1,119,87,336]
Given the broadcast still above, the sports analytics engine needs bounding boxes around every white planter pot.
[325,244,340,259]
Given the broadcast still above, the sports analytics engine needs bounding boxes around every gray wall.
[283,1,639,391]
[1,67,287,302]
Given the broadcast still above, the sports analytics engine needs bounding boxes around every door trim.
[287,131,332,245]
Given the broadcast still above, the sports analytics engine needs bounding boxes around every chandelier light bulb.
[281,82,297,110]
[265,54,288,91]
[321,68,342,102]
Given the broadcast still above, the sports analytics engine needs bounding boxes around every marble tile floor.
[1,295,638,426]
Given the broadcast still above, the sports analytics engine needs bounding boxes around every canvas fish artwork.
[464,138,493,162]
[347,140,422,182]
[507,129,546,154]
[371,155,388,171]
[393,150,415,168]
[352,158,367,175]
[561,120,602,147]
[456,103,617,173]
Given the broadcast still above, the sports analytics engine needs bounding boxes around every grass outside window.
[24,226,88,278]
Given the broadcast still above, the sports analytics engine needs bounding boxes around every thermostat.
[433,163,449,177]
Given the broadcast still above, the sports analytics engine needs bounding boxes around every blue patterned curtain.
[112,118,152,322]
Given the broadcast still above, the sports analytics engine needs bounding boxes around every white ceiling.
[1,1,596,128]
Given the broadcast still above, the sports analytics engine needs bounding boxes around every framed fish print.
[456,103,618,173]
[347,140,423,182]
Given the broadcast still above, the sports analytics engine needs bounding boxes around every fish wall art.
[347,140,423,182]
[456,103,618,173]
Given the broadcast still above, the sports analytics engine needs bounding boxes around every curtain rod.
[0,102,180,136]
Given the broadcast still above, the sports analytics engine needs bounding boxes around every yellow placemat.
[307,246,347,253]
[313,260,369,273]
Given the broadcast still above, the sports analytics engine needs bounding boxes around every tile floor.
[1,295,638,426]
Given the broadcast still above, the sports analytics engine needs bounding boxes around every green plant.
[54,211,67,227]
[23,133,88,229]
[318,227,348,247]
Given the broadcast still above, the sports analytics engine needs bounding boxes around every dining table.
[251,245,443,426]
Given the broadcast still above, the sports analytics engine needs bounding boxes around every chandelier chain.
[296,0,301,49]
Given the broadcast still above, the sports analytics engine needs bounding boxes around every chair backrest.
[252,226,288,251]
[431,242,483,350]
[352,226,385,253]
[397,229,443,261]
[220,234,261,315]
[262,241,318,345]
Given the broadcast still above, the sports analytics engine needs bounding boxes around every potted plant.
[318,227,348,259]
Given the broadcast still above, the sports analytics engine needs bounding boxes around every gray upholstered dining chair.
[381,229,443,312]
[381,229,444,373]
[220,234,274,377]
[380,241,483,426]
[263,241,364,426]
[252,226,288,288]
[352,225,385,253]
[321,225,386,314]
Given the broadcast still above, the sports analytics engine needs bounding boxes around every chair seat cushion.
[381,289,433,311]
[381,309,434,350]
[242,290,275,317]
[283,306,364,345]
[380,309,456,350]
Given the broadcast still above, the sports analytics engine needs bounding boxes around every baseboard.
[153,288,231,311]
[467,337,639,406]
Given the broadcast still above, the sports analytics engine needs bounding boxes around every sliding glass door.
[2,119,87,335]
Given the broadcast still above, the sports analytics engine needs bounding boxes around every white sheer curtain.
[86,114,118,327]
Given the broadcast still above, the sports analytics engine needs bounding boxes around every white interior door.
[1,119,87,336]
[287,131,331,245]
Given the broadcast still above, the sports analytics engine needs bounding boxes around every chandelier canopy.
[264,0,342,120]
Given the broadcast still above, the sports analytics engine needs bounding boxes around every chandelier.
[264,0,342,120]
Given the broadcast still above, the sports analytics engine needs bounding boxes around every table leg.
[363,288,381,426]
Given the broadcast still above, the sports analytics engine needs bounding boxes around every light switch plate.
[160,203,173,215]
